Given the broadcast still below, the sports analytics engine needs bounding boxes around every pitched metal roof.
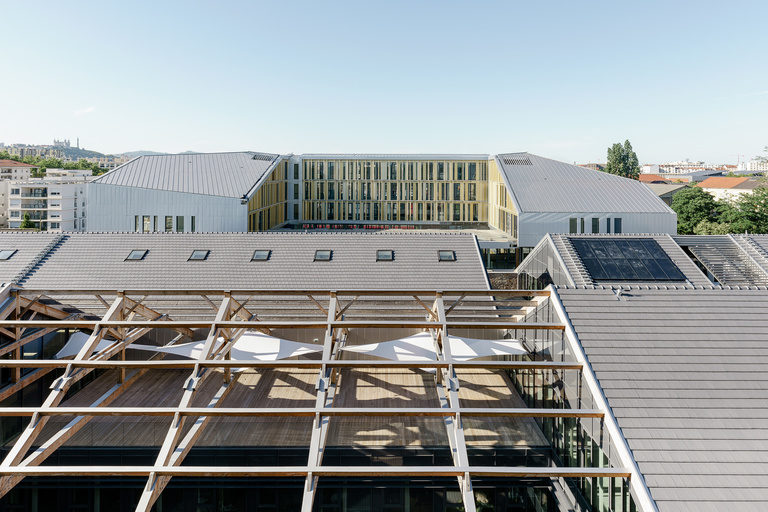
[16,232,489,291]
[557,286,768,512]
[300,154,489,160]
[495,153,674,214]
[91,152,280,198]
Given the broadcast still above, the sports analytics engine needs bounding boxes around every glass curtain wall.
[300,158,488,226]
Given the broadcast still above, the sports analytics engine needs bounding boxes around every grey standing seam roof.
[91,152,280,198]
[496,153,674,214]
[558,287,768,512]
[17,232,489,291]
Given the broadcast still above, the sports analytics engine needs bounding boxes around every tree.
[732,187,768,234]
[670,186,722,234]
[604,140,640,179]
[757,146,768,163]
[19,213,34,229]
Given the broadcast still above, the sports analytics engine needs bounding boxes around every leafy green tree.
[693,219,733,235]
[19,213,35,229]
[757,146,768,163]
[671,186,722,234]
[732,187,768,234]
[604,140,640,179]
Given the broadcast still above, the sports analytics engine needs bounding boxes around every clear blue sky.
[2,0,766,164]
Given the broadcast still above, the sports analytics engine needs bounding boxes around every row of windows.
[134,215,196,233]
[303,160,488,182]
[303,181,481,202]
[123,249,457,262]
[569,217,623,234]
[304,201,482,223]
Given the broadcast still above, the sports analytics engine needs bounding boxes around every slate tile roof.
[14,232,489,291]
[558,286,768,512]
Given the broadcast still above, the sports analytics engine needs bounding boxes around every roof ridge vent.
[502,156,532,166]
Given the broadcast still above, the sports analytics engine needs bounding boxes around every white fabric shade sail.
[55,331,118,359]
[341,331,527,362]
[56,331,322,361]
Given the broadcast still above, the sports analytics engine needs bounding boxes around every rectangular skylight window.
[438,250,456,262]
[189,250,210,261]
[0,250,17,261]
[376,250,394,261]
[570,238,687,282]
[125,250,148,261]
[252,250,271,261]
[314,250,332,261]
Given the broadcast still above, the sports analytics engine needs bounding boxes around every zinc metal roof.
[91,152,280,199]
[16,232,489,291]
[557,286,768,512]
[300,154,489,161]
[496,153,674,214]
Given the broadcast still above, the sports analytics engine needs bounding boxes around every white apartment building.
[0,159,36,180]
[5,176,92,231]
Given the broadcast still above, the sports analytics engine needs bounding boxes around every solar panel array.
[570,238,687,282]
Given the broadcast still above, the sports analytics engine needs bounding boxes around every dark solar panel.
[570,238,687,282]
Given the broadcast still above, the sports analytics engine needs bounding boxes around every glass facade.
[299,158,488,226]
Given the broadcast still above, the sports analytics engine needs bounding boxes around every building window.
[251,250,271,261]
[606,218,611,233]
[135,215,141,232]
[376,250,394,261]
[294,163,299,179]
[176,216,184,233]
[294,184,299,200]
[581,218,585,233]
[592,218,599,233]
[153,216,158,232]
[294,204,299,219]
[314,250,332,261]
[165,216,173,232]
[614,218,622,234]
[438,250,456,262]
[188,250,209,261]
[10,189,19,195]
[0,250,16,260]
[143,216,150,233]
[569,218,577,234]
[125,250,148,261]
[191,216,196,232]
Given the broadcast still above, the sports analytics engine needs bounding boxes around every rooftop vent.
[252,154,274,162]
[502,156,532,166]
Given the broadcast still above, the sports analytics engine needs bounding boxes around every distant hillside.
[62,147,107,159]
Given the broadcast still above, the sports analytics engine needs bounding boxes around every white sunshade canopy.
[341,331,526,362]
[56,331,322,361]
[55,331,118,359]
[131,331,323,361]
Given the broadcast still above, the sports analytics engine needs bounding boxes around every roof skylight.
[252,250,271,261]
[0,250,17,261]
[125,250,148,261]
[314,250,332,262]
[376,250,394,261]
[189,250,210,261]
[438,250,456,262]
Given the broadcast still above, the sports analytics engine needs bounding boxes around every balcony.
[20,202,47,209]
